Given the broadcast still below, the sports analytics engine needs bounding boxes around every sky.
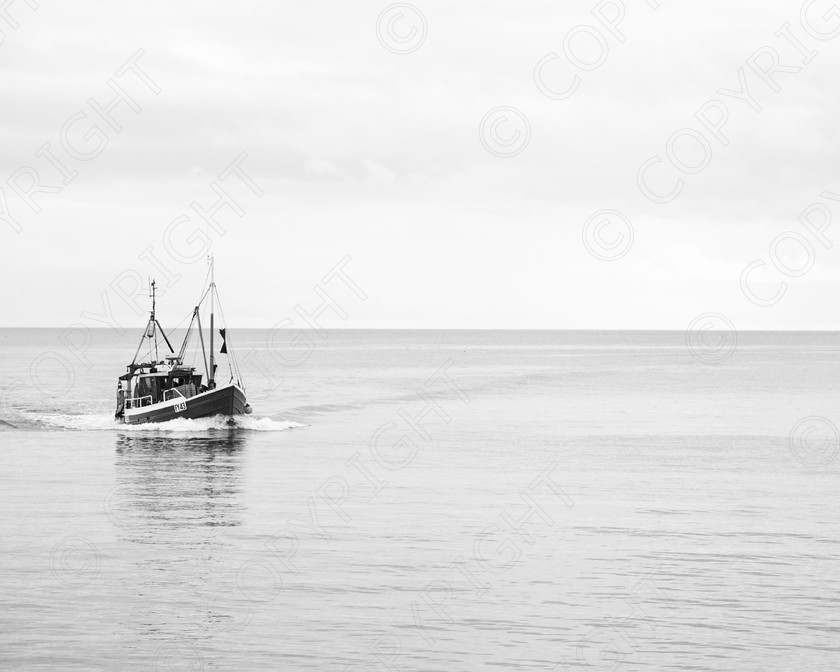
[1,0,840,329]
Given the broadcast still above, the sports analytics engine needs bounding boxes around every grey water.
[1,329,839,671]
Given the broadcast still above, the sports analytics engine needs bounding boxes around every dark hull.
[123,384,247,425]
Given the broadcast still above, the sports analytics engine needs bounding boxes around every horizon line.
[1,326,838,332]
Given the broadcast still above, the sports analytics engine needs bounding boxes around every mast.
[208,255,215,389]
[132,280,157,365]
[151,280,161,361]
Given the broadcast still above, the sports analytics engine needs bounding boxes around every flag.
[219,328,227,354]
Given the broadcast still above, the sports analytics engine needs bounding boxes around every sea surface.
[1,328,839,671]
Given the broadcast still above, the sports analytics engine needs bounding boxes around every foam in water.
[34,412,304,432]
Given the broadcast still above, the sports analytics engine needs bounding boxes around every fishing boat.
[115,256,251,425]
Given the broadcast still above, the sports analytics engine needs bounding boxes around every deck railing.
[125,395,153,409]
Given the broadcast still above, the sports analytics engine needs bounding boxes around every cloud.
[2,0,839,327]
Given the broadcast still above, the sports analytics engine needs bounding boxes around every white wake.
[36,412,304,432]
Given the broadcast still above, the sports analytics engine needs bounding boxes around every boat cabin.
[121,357,205,409]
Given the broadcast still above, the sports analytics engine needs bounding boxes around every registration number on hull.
[174,402,187,413]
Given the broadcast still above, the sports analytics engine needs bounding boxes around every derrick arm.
[196,308,210,385]
[156,320,175,354]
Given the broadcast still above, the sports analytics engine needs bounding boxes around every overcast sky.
[1,0,839,329]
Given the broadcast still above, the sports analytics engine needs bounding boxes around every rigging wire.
[197,263,212,307]
[215,288,233,384]
[215,289,244,390]
[169,285,213,372]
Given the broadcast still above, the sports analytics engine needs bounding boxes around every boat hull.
[122,383,248,425]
